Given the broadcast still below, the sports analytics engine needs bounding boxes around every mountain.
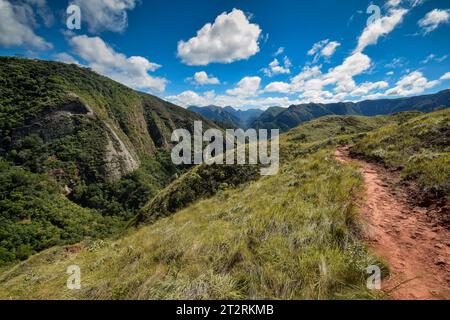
[252,90,450,131]
[188,105,263,129]
[5,109,446,299]
[0,57,219,264]
[188,105,241,128]
[222,106,264,127]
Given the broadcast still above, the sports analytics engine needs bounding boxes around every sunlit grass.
[0,113,407,300]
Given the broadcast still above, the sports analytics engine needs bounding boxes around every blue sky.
[0,0,449,109]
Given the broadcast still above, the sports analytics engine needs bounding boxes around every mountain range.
[189,90,450,132]
[187,105,263,129]
[0,57,449,300]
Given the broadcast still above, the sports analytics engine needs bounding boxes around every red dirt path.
[335,147,450,300]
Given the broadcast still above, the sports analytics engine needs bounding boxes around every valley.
[0,58,448,300]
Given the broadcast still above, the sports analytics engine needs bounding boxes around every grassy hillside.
[0,57,217,265]
[0,113,408,299]
[352,108,450,204]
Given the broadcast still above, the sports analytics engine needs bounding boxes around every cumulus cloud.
[0,0,52,49]
[53,52,80,65]
[440,72,450,80]
[418,9,450,34]
[385,71,439,96]
[386,0,402,7]
[262,52,377,101]
[264,81,291,93]
[72,0,137,33]
[321,41,341,57]
[348,81,389,96]
[69,35,167,92]
[177,9,262,66]
[355,8,407,53]
[188,71,220,85]
[167,90,304,109]
[262,57,292,77]
[226,76,261,97]
[298,52,372,96]
[307,39,341,63]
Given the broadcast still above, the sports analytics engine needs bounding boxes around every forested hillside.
[0,57,218,265]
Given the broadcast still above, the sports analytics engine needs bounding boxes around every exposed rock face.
[1,57,220,185]
[103,122,140,182]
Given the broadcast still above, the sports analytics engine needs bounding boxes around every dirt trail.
[335,147,450,300]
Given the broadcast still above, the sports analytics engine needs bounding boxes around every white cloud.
[387,71,394,76]
[226,76,261,97]
[385,57,407,69]
[166,90,212,107]
[188,71,220,85]
[421,53,448,64]
[264,52,376,102]
[321,41,341,58]
[53,52,80,65]
[440,72,450,80]
[348,81,389,96]
[264,81,291,93]
[167,90,304,109]
[69,35,167,92]
[0,0,52,49]
[386,0,402,7]
[418,9,450,34]
[262,57,292,77]
[307,39,329,56]
[385,71,439,96]
[177,9,262,66]
[355,8,408,53]
[72,0,137,33]
[307,39,341,63]
[274,47,284,56]
[386,0,425,8]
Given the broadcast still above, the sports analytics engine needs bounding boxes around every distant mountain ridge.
[252,89,450,131]
[188,105,263,129]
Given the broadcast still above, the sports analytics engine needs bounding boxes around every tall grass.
[0,113,406,300]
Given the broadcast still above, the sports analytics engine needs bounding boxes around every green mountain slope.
[253,90,450,132]
[0,57,218,265]
[1,112,418,299]
[188,105,263,129]
[351,108,450,214]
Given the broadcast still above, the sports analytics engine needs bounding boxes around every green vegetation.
[0,160,120,266]
[136,163,260,224]
[0,57,216,265]
[0,113,400,299]
[1,57,447,299]
[352,108,450,201]
[253,90,450,131]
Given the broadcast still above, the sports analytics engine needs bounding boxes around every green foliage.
[0,57,210,265]
[137,163,260,224]
[72,151,180,220]
[0,149,383,299]
[0,160,121,266]
[352,108,450,200]
[0,112,399,299]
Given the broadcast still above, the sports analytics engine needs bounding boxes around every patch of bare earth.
[335,147,450,300]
